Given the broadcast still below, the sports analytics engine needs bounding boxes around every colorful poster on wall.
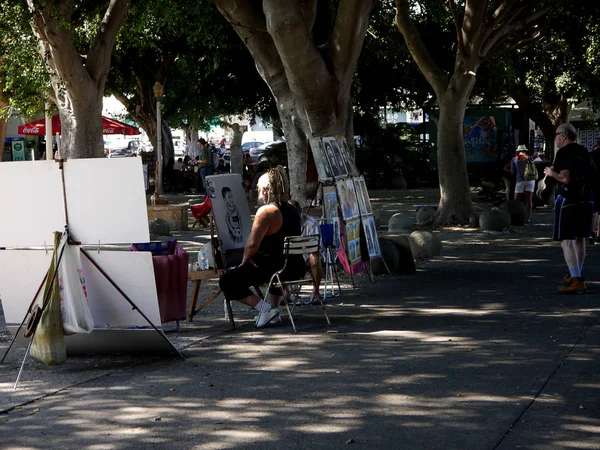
[463,116,497,163]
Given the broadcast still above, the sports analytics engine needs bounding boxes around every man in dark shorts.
[219,166,305,327]
[543,123,594,294]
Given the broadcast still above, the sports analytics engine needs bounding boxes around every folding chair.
[257,235,331,332]
[190,196,211,227]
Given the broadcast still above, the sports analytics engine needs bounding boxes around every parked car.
[248,140,286,166]
[242,141,263,162]
[127,139,146,155]
[105,140,135,158]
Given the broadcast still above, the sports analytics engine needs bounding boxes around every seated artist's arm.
[241,205,282,265]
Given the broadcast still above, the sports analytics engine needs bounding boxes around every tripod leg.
[13,340,33,391]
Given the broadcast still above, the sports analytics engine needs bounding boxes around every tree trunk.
[184,125,200,158]
[544,98,571,160]
[277,98,309,202]
[28,0,129,160]
[395,0,556,225]
[229,126,243,177]
[215,0,373,202]
[435,74,477,225]
[57,90,104,159]
[272,84,348,203]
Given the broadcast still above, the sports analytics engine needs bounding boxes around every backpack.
[524,158,538,181]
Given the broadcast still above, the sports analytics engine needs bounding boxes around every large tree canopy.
[107,0,274,173]
[0,1,50,159]
[395,0,562,225]
[215,0,375,201]
[504,1,600,157]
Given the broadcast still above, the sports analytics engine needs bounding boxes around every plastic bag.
[31,232,67,365]
[58,235,94,335]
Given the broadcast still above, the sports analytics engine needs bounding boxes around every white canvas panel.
[7,328,174,355]
[0,161,65,247]
[80,250,160,327]
[0,249,160,328]
[64,158,150,245]
[0,249,52,324]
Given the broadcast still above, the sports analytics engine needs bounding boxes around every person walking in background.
[544,123,594,294]
[197,138,213,192]
[511,144,535,222]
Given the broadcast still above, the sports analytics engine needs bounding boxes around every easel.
[187,216,227,324]
[1,158,184,390]
[307,137,381,286]
[307,180,354,289]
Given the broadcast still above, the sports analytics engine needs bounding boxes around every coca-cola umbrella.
[18,114,141,136]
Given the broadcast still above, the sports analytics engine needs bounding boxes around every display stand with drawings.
[308,137,384,285]
[187,173,263,328]
[0,157,183,390]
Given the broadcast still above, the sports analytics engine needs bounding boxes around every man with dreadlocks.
[219,166,306,327]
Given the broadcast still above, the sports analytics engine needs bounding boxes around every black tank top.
[254,202,302,270]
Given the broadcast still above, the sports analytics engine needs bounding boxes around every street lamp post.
[153,82,164,199]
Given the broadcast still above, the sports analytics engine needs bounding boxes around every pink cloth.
[132,241,189,323]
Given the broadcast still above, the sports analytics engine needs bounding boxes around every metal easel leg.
[13,340,33,391]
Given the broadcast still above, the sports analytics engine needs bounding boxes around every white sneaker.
[256,308,280,328]
[254,313,282,324]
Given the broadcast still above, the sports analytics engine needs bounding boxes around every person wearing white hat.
[510,144,535,222]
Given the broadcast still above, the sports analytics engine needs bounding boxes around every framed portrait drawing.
[353,176,372,216]
[362,215,381,258]
[337,138,358,176]
[309,138,334,181]
[205,173,252,251]
[323,137,348,179]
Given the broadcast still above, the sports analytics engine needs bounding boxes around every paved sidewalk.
[1,192,599,449]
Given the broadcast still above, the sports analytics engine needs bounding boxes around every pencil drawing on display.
[205,174,252,251]
[309,138,334,181]
[323,138,348,179]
